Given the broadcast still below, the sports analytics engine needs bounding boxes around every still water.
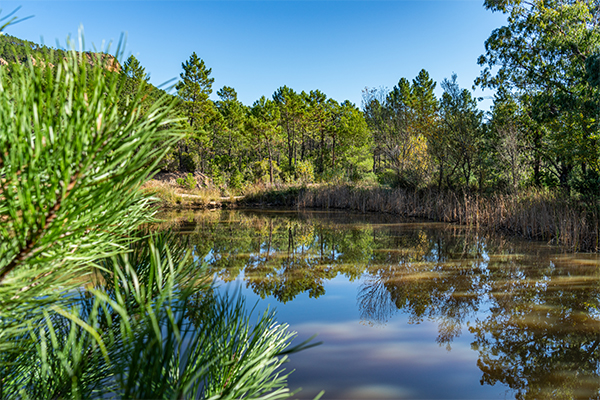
[159,208,600,400]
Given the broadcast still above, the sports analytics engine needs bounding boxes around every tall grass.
[150,180,599,252]
[297,185,599,252]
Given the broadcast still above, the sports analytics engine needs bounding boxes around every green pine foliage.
[0,32,318,399]
[0,41,179,283]
[0,33,67,64]
[2,234,314,399]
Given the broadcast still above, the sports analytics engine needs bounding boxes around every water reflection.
[470,255,600,400]
[155,209,600,399]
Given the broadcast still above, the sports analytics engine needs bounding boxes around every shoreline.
[296,185,598,252]
[145,181,599,252]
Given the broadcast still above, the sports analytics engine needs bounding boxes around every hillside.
[0,34,120,71]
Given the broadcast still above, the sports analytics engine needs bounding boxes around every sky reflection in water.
[159,209,600,399]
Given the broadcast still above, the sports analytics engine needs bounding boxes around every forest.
[99,0,600,202]
[3,0,597,201]
[165,0,598,202]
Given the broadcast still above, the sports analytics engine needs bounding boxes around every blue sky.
[1,1,507,110]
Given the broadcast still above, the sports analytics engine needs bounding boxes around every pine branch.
[0,174,78,284]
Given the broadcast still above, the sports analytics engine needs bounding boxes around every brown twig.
[0,174,79,284]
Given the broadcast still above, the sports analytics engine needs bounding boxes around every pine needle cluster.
[0,34,316,399]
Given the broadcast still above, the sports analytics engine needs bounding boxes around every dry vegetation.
[297,185,599,252]
[145,176,599,252]
[141,177,223,209]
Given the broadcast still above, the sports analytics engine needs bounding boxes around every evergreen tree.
[213,86,249,185]
[247,96,282,184]
[175,53,216,172]
[123,54,150,82]
[363,73,432,187]
[438,74,484,188]
[176,52,214,129]
[333,100,372,180]
[305,89,329,174]
[411,69,438,142]
[273,86,304,173]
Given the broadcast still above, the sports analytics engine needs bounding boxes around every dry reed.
[297,185,599,252]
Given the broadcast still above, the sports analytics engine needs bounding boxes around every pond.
[157,208,600,399]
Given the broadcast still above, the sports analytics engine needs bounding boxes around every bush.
[296,160,315,184]
[356,172,379,185]
[252,159,280,184]
[210,164,225,187]
[348,160,373,182]
[157,150,179,172]
[179,152,197,172]
[185,172,197,190]
[573,169,600,205]
[229,168,244,190]
[318,167,345,184]
[377,169,400,188]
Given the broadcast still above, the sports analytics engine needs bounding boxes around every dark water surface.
[159,208,600,399]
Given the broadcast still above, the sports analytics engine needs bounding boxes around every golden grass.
[141,180,223,209]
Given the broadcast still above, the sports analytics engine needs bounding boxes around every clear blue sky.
[2,1,507,110]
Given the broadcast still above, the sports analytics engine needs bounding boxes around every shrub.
[229,168,244,190]
[185,172,197,190]
[252,160,270,183]
[296,160,315,184]
[179,152,197,172]
[573,169,600,205]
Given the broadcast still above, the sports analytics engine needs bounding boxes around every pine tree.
[176,52,214,129]
[123,54,150,82]
[213,86,248,184]
[174,53,216,172]
[247,96,282,184]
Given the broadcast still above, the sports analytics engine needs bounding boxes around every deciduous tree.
[478,0,600,190]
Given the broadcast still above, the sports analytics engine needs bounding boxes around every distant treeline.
[4,0,600,206]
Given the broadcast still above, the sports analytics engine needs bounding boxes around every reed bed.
[297,185,600,252]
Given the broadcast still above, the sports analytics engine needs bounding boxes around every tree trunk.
[319,129,325,174]
[267,141,274,185]
[332,131,337,169]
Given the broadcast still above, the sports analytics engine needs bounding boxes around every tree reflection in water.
[470,255,600,400]
[357,275,398,325]
[154,209,600,399]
